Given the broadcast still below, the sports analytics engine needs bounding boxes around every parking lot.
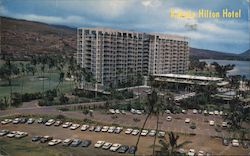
[1,116,249,156]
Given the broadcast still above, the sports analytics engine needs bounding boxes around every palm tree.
[134,90,158,156]
[157,131,191,156]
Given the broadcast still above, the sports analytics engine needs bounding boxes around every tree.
[59,93,69,105]
[157,132,191,156]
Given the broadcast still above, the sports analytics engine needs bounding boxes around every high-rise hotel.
[77,28,189,90]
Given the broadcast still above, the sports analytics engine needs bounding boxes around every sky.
[0,0,249,54]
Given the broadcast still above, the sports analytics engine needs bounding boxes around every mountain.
[0,16,76,59]
[239,49,250,59]
[0,16,249,61]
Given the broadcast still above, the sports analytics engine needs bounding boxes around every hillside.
[0,16,76,59]
[0,16,249,61]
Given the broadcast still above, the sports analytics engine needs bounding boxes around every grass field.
[0,60,74,98]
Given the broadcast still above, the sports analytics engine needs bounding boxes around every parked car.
[62,122,72,128]
[158,131,166,138]
[15,131,28,138]
[198,110,203,114]
[48,139,62,146]
[81,139,91,147]
[70,124,80,130]
[101,126,109,132]
[89,126,95,131]
[165,109,171,114]
[6,131,18,138]
[81,125,89,131]
[20,118,27,124]
[108,126,116,133]
[54,120,62,126]
[187,149,196,156]
[109,109,115,114]
[131,129,140,135]
[185,118,190,123]
[166,116,172,121]
[102,142,112,150]
[32,136,42,142]
[222,138,230,146]
[62,139,73,146]
[128,146,137,154]
[198,150,205,156]
[0,129,9,136]
[1,119,12,125]
[95,126,102,132]
[94,140,105,148]
[181,109,187,114]
[12,118,21,124]
[37,118,46,124]
[110,143,121,152]
[125,128,133,134]
[208,111,214,115]
[45,119,55,126]
[193,109,198,114]
[242,141,249,149]
[222,122,227,127]
[71,139,82,147]
[190,123,196,129]
[117,145,129,153]
[232,139,240,147]
[140,130,148,136]
[114,127,123,134]
[27,118,35,124]
[40,136,53,143]
[148,130,156,136]
[209,120,215,126]
[115,109,120,114]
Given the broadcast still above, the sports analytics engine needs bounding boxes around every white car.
[193,109,198,114]
[114,127,123,134]
[6,131,18,138]
[148,130,156,136]
[109,109,115,114]
[45,119,55,126]
[27,118,35,124]
[182,110,186,114]
[209,120,215,126]
[15,131,28,138]
[166,116,172,121]
[81,124,89,131]
[121,110,126,115]
[62,122,72,128]
[130,108,136,114]
[131,129,140,135]
[125,128,133,134]
[70,124,80,130]
[185,118,191,123]
[110,143,121,152]
[141,130,148,136]
[165,109,171,114]
[198,150,205,156]
[219,111,223,115]
[203,110,208,115]
[108,126,116,133]
[102,142,112,150]
[136,110,142,115]
[209,111,214,115]
[214,110,219,115]
[222,122,227,127]
[187,149,196,156]
[1,119,12,125]
[101,126,109,132]
[158,131,166,137]
[115,109,120,114]
[48,139,62,146]
[12,118,21,124]
[94,140,105,148]
[232,139,240,147]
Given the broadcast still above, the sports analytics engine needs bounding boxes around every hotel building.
[77,28,189,91]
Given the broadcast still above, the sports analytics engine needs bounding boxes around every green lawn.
[0,72,73,98]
